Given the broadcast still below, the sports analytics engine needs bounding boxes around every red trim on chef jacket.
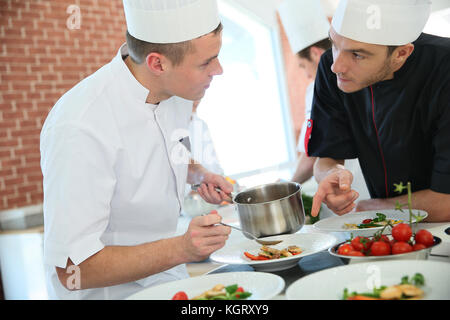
[305,119,313,157]
[370,86,389,197]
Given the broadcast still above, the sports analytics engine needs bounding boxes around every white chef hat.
[332,0,432,46]
[278,0,331,54]
[123,0,220,44]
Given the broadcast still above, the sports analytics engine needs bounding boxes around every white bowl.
[328,236,442,264]
[210,233,337,272]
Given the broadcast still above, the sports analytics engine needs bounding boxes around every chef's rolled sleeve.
[41,123,117,268]
[307,54,358,159]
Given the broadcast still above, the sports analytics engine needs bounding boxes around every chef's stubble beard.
[361,57,394,89]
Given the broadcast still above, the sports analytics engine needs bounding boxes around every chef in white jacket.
[40,0,232,300]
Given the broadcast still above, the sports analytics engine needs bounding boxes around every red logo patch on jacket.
[304,119,313,157]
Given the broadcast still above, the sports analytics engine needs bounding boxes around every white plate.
[210,233,337,272]
[313,209,428,237]
[286,260,450,300]
[126,272,284,300]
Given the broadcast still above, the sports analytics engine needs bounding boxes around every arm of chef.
[307,55,359,217]
[41,124,230,291]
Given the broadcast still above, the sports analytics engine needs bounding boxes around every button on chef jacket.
[307,33,450,199]
[40,43,193,299]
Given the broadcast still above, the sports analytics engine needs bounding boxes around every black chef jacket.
[307,33,450,199]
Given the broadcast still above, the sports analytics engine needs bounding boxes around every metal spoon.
[191,184,253,203]
[218,221,283,246]
[199,209,283,246]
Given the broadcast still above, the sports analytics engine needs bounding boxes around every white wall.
[232,0,449,25]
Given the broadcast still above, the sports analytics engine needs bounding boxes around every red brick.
[0,0,129,210]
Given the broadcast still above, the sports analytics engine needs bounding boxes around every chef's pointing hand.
[311,167,359,217]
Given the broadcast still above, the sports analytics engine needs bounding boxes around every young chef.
[308,0,450,222]
[278,0,370,200]
[40,0,232,299]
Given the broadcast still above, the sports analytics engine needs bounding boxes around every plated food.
[244,245,303,261]
[286,260,450,300]
[210,233,337,272]
[126,272,284,300]
[313,209,428,237]
[343,273,425,300]
[172,284,251,300]
[343,212,402,230]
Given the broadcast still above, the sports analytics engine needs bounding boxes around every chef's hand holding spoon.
[182,210,231,262]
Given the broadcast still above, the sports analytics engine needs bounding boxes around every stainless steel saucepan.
[192,181,306,240]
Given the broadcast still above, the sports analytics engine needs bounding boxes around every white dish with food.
[313,209,428,237]
[210,233,337,272]
[286,260,450,300]
[126,271,284,300]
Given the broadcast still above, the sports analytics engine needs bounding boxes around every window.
[196,0,296,186]
[423,7,450,38]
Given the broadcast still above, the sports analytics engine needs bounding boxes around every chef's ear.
[390,43,415,65]
[145,52,166,75]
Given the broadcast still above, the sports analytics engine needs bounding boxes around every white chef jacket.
[189,113,224,176]
[40,44,192,300]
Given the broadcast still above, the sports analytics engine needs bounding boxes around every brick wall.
[0,1,307,212]
[276,13,310,145]
[0,0,127,211]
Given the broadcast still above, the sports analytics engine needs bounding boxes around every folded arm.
[356,189,450,222]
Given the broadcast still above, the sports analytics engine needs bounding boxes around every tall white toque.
[332,0,432,46]
[123,0,220,44]
[278,0,331,54]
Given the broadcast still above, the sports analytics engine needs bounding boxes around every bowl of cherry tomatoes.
[328,223,442,264]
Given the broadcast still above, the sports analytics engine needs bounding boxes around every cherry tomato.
[392,223,412,242]
[412,243,427,251]
[337,243,354,255]
[172,291,188,300]
[370,241,391,256]
[235,286,244,298]
[351,236,372,252]
[373,234,390,243]
[391,241,413,255]
[347,250,365,256]
[415,229,434,247]
[389,239,397,248]
[362,219,373,224]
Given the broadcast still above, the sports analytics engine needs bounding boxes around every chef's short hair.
[297,38,332,61]
[387,45,399,56]
[126,23,223,66]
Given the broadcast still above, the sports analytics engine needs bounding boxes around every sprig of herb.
[401,273,425,286]
[393,181,425,233]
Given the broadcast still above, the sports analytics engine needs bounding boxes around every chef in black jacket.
[308,0,450,222]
